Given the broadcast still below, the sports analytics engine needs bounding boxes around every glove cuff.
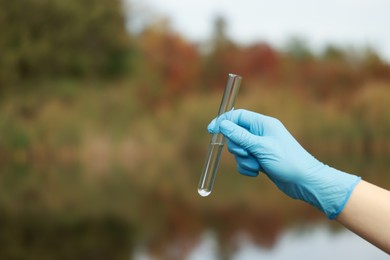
[304,165,361,220]
[326,171,361,220]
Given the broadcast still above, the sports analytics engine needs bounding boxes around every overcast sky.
[129,0,390,61]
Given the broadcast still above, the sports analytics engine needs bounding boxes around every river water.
[1,157,389,259]
[135,224,388,260]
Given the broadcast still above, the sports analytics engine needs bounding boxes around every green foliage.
[0,0,130,85]
[284,37,314,62]
[322,45,346,61]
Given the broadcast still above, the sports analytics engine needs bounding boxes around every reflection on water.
[231,225,388,260]
[1,157,389,259]
[180,225,388,260]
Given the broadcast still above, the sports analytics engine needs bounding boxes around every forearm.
[336,180,390,254]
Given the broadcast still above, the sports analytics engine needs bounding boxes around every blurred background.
[0,0,389,259]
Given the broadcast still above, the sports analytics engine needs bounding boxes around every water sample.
[198,74,242,197]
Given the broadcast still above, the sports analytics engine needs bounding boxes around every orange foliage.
[134,19,390,103]
[136,23,201,96]
[241,43,280,81]
[200,43,280,90]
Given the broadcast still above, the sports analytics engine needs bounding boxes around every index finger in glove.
[208,109,274,134]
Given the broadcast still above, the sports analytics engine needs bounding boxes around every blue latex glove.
[208,109,361,219]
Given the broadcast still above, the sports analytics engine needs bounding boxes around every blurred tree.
[284,37,314,62]
[304,61,362,102]
[202,15,240,89]
[322,45,346,61]
[360,47,390,80]
[242,43,280,82]
[134,18,200,107]
[211,15,230,51]
[0,0,131,85]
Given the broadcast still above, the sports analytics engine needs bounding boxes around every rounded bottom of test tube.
[198,188,211,197]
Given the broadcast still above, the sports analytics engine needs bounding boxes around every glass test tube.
[198,74,242,197]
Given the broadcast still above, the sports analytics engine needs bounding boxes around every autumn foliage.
[1,0,389,102]
[130,16,390,106]
[0,2,390,259]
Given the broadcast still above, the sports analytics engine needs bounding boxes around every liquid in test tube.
[198,74,242,197]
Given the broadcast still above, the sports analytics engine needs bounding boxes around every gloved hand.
[208,109,361,219]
